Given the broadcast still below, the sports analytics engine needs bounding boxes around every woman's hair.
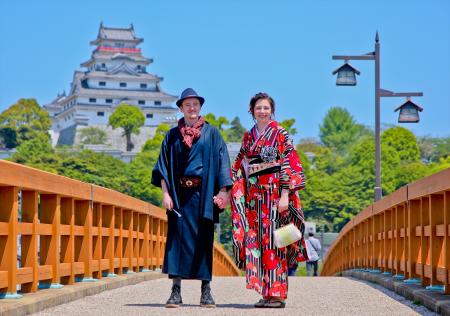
[248,92,275,118]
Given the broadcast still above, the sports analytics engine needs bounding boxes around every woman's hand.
[162,191,173,210]
[278,189,289,212]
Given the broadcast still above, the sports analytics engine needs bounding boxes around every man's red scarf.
[178,116,205,148]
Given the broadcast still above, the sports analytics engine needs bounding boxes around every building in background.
[44,23,178,153]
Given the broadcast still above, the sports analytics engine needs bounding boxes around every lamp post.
[332,32,423,202]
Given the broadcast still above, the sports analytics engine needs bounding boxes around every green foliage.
[0,127,18,148]
[0,98,51,147]
[127,124,170,205]
[319,107,368,154]
[381,127,420,162]
[279,118,297,136]
[109,103,145,151]
[418,136,450,163]
[204,113,229,141]
[56,149,129,192]
[79,127,108,145]
[225,117,247,142]
[11,134,59,173]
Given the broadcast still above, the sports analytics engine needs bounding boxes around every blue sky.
[1,0,449,142]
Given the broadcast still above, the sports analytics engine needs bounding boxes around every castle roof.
[90,23,143,45]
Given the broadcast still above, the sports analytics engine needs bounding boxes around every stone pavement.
[29,277,425,316]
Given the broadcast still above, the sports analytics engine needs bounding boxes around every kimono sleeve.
[278,128,306,192]
[230,133,249,269]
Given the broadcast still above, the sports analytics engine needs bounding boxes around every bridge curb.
[0,271,165,316]
[343,270,450,315]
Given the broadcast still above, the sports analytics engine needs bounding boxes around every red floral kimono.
[230,121,308,299]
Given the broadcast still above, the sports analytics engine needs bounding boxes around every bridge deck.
[28,277,424,315]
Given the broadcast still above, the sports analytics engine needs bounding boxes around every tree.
[126,123,170,205]
[0,127,18,148]
[225,116,246,142]
[204,113,229,139]
[10,134,59,173]
[0,98,51,147]
[109,103,145,152]
[79,127,108,145]
[418,136,450,163]
[57,148,129,192]
[319,107,367,154]
[381,127,420,163]
[279,118,297,136]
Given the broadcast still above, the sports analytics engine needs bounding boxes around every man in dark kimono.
[151,88,232,308]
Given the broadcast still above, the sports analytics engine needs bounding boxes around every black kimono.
[151,122,232,281]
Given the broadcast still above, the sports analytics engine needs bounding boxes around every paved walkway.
[31,277,426,316]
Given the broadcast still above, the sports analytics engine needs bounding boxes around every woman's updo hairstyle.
[248,92,275,118]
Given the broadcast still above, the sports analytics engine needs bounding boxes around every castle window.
[120,82,127,87]
[106,99,113,104]
[99,81,106,87]
[89,98,96,103]
[140,83,147,89]
[146,113,153,118]
[97,112,104,116]
[154,101,161,106]
[138,100,145,105]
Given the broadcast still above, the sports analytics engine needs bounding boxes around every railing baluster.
[21,191,38,293]
[0,186,19,298]
[39,194,62,288]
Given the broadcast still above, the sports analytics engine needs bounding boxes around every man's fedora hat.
[176,88,205,107]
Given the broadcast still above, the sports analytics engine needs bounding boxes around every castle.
[44,23,178,157]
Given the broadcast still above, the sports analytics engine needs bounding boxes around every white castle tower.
[44,23,178,154]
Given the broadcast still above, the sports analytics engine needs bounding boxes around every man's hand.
[162,191,173,210]
[278,189,289,212]
[213,190,230,209]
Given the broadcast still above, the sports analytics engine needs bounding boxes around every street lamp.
[332,32,423,201]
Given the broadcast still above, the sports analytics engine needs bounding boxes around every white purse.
[273,223,302,248]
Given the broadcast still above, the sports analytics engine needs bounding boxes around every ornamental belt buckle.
[186,179,193,187]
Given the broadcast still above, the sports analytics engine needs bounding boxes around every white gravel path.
[30,276,428,316]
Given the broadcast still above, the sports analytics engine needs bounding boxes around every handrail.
[321,168,450,294]
[0,160,239,297]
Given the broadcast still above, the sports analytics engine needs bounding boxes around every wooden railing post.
[21,191,38,293]
[0,187,20,298]
[407,199,421,282]
[444,192,450,294]
[101,205,115,277]
[75,200,94,281]
[39,194,62,288]
[141,214,151,272]
[429,194,445,290]
[114,207,122,275]
[420,196,430,287]
[93,203,102,280]
[60,197,75,285]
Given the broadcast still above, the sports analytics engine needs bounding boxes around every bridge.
[0,160,449,315]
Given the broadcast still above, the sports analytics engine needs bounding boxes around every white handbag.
[273,223,302,248]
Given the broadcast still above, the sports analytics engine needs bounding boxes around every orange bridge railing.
[0,160,239,298]
[321,168,450,294]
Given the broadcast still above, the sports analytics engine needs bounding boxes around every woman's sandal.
[263,299,286,308]
[254,298,270,308]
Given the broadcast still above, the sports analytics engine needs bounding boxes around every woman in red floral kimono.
[230,92,308,308]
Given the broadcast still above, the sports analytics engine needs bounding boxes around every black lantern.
[332,63,361,86]
[394,99,423,123]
